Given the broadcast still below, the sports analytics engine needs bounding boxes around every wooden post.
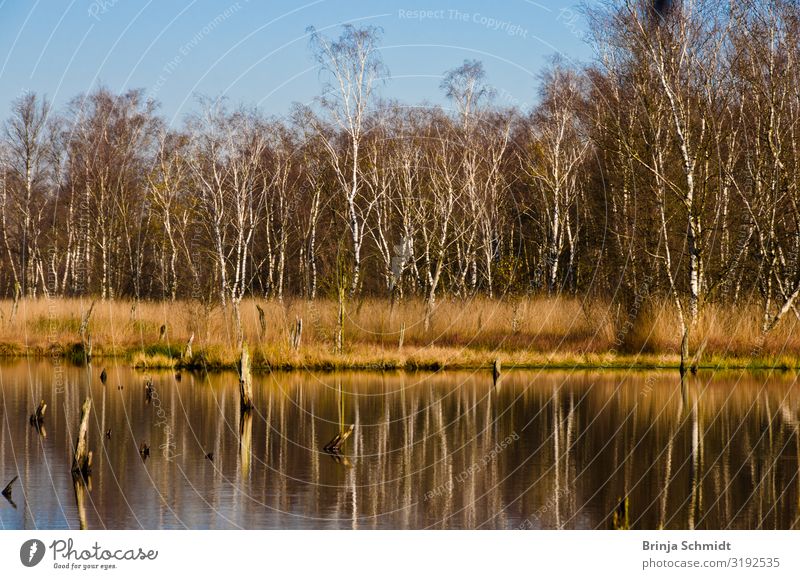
[679,328,690,378]
[84,333,93,365]
[290,317,303,351]
[298,317,303,349]
[159,324,167,341]
[145,377,154,403]
[30,399,47,436]
[398,322,405,351]
[9,282,21,323]
[72,398,93,477]
[239,343,253,411]
[183,333,194,361]
[79,301,96,364]
[336,286,345,354]
[256,304,266,340]
[79,301,96,336]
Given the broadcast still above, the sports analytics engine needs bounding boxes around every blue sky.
[0,0,593,125]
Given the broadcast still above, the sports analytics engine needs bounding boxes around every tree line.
[2,1,800,358]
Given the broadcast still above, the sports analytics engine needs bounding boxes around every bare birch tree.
[308,24,386,296]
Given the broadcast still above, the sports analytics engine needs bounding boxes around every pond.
[1,362,798,529]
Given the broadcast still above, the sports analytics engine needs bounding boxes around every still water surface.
[1,362,799,529]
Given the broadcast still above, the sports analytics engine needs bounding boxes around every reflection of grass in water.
[2,297,800,370]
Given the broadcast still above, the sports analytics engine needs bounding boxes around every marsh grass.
[0,296,799,370]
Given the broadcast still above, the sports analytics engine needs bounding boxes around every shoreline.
[1,342,798,373]
[2,296,800,374]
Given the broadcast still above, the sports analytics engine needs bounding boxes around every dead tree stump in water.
[336,286,345,354]
[9,282,21,323]
[30,399,47,425]
[290,317,303,351]
[79,301,96,336]
[144,377,154,403]
[324,424,354,453]
[239,344,253,411]
[183,333,194,361]
[83,334,93,365]
[71,398,93,477]
[256,304,267,340]
[79,301,96,364]
[30,400,47,436]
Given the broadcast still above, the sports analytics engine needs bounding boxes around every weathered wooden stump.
[9,282,21,322]
[183,333,194,361]
[159,324,167,341]
[290,317,303,351]
[239,344,253,411]
[79,301,96,364]
[79,301,95,336]
[324,424,354,453]
[71,398,93,477]
[336,287,345,354]
[30,399,47,436]
[256,304,266,339]
[144,377,154,403]
[398,322,406,351]
[84,333,93,365]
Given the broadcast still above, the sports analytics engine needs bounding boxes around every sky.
[0,0,594,126]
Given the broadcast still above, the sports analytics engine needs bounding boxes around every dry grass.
[627,301,800,357]
[0,296,799,370]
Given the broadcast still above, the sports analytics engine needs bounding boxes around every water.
[1,361,799,529]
